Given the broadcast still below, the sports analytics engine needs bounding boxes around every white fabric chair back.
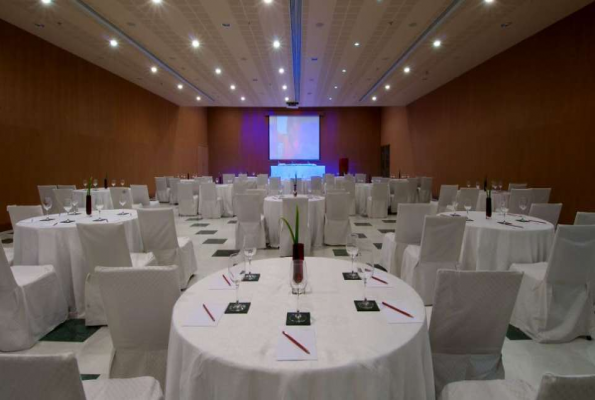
[246,189,266,214]
[371,176,383,183]
[177,182,195,203]
[168,178,180,204]
[458,188,480,211]
[236,194,262,224]
[326,193,350,221]
[324,174,335,185]
[344,174,355,182]
[391,181,410,209]
[395,203,435,245]
[58,185,77,190]
[509,189,533,214]
[574,212,595,225]
[191,179,201,196]
[535,373,595,400]
[0,353,86,400]
[438,185,458,211]
[200,182,217,202]
[419,177,433,203]
[155,177,168,197]
[419,216,466,263]
[201,176,213,183]
[371,182,389,202]
[137,208,179,250]
[508,182,528,191]
[430,270,523,394]
[0,246,17,292]
[407,178,419,202]
[37,185,59,214]
[310,177,323,192]
[223,174,235,184]
[257,174,268,188]
[530,203,562,226]
[269,177,281,191]
[53,189,74,211]
[532,188,551,204]
[109,187,133,209]
[77,223,134,270]
[355,173,366,183]
[165,176,175,188]
[342,180,356,198]
[131,185,151,206]
[238,173,248,179]
[7,205,43,227]
[233,181,248,196]
[544,225,595,286]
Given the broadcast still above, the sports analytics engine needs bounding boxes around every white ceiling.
[1,0,592,107]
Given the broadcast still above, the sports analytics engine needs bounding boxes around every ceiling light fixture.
[196,96,201,101]
[41,0,52,4]
[278,67,285,74]
[230,84,236,91]
[334,86,338,89]
[152,0,162,4]
[384,84,391,90]
[372,96,377,101]
[282,85,287,91]
[215,68,222,75]
[484,0,494,3]
[241,96,246,101]
[433,39,442,48]
[264,0,273,4]
[191,39,200,48]
[273,39,281,49]
[150,66,158,73]
[354,42,360,47]
[284,96,290,102]
[404,66,411,73]
[342,69,347,73]
[177,84,183,90]
[109,39,118,47]
[329,97,332,100]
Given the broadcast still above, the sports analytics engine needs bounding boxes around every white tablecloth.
[441,211,554,271]
[166,257,434,400]
[73,189,114,210]
[13,209,143,316]
[263,195,325,248]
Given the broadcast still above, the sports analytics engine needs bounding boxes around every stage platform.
[270,164,325,180]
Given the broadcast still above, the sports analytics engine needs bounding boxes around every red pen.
[372,276,388,285]
[203,304,215,322]
[382,302,413,318]
[282,330,310,355]
[222,274,231,286]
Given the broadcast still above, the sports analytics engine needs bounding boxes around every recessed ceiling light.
[282,85,287,91]
[109,39,118,47]
[278,67,285,74]
[354,42,360,47]
[196,96,201,101]
[191,39,200,48]
[177,84,183,90]
[41,0,52,4]
[241,96,246,101]
[433,39,442,48]
[152,0,162,4]
[328,97,332,100]
[404,66,411,73]
[284,97,289,102]
[230,84,236,91]
[372,96,377,101]
[484,0,494,3]
[264,0,273,4]
[150,66,158,73]
[384,84,391,90]
[215,68,222,75]
[273,39,281,49]
[334,86,338,89]
[342,69,347,73]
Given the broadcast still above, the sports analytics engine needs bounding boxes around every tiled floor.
[2,211,595,388]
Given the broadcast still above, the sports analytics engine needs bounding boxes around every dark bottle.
[104,175,108,189]
[486,194,492,219]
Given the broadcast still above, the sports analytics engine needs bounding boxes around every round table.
[441,211,554,271]
[165,257,434,400]
[263,195,325,248]
[13,209,142,316]
[73,188,114,210]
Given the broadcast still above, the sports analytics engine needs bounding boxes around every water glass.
[345,233,359,278]
[41,197,54,221]
[228,253,246,312]
[289,259,308,323]
[243,236,257,278]
[357,260,375,310]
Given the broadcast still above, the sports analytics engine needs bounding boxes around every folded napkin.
[276,327,317,361]
[209,273,235,290]
[183,302,226,327]
[380,300,424,324]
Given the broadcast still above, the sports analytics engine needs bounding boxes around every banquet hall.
[1,0,595,399]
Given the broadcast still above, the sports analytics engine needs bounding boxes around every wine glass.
[41,197,54,221]
[451,199,459,216]
[243,236,257,279]
[111,179,116,187]
[345,233,359,279]
[72,196,79,215]
[118,191,128,215]
[63,198,73,223]
[289,259,308,323]
[498,181,503,192]
[120,179,125,187]
[278,184,283,199]
[519,196,528,222]
[357,259,375,310]
[95,197,104,221]
[464,199,472,220]
[228,253,246,312]
[83,179,88,189]
[93,178,98,190]
[475,181,480,189]
[466,181,471,188]
[500,197,509,224]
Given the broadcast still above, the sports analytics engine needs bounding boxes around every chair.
[342,180,356,215]
[407,178,419,203]
[97,266,180,390]
[436,185,458,213]
[137,208,197,289]
[37,185,60,214]
[366,183,389,218]
[529,203,562,226]
[280,197,310,257]
[77,223,157,326]
[371,176,383,183]
[57,184,76,189]
[246,189,267,215]
[7,205,44,228]
[0,248,67,351]
[531,188,551,204]
[201,176,213,183]
[419,177,433,203]
[131,185,160,208]
[0,353,163,400]
[177,182,198,216]
[439,373,595,400]
[324,193,352,245]
[191,179,201,196]
[575,212,595,225]
[257,174,269,189]
[238,173,248,180]
[390,180,410,213]
[381,203,435,276]
[155,177,170,203]
[355,173,366,183]
[430,270,523,395]
[324,174,335,186]
[457,188,480,211]
[235,194,267,250]
[232,181,249,216]
[269,177,282,195]
[168,178,180,205]
[508,183,528,191]
[508,189,533,215]
[198,182,222,219]
[401,216,466,305]
[310,177,323,195]
[109,187,134,210]
[223,174,235,184]
[510,225,595,343]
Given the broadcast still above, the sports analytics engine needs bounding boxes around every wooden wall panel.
[0,19,208,228]
[381,3,595,224]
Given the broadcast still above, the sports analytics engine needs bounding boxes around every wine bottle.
[104,174,108,189]
[86,178,93,216]
[398,169,401,179]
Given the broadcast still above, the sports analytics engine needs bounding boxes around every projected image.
[269,115,320,160]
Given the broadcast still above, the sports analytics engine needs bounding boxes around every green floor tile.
[196,230,217,235]
[213,249,240,257]
[227,220,237,224]
[374,243,382,250]
[378,229,393,234]
[354,223,372,227]
[333,249,348,257]
[191,223,209,227]
[355,233,367,238]
[204,238,227,244]
[81,374,100,381]
[186,217,201,221]
[2,238,13,244]
[41,319,100,343]
[506,325,531,340]
[382,220,396,223]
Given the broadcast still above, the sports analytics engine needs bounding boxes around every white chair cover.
[531,188,551,204]
[341,180,356,215]
[508,189,533,215]
[508,183,528,191]
[7,205,43,227]
[575,212,595,225]
[97,266,180,390]
[109,187,134,210]
[0,353,164,400]
[457,188,480,211]
[419,177,433,203]
[38,185,60,214]
[168,178,180,205]
[201,176,213,183]
[366,183,389,218]
[58,184,77,189]
[0,248,67,351]
[198,182,222,219]
[437,185,458,213]
[535,373,595,400]
[232,181,248,215]
[401,216,466,305]
[381,203,435,276]
[280,197,310,257]
[222,174,235,184]
[53,188,74,211]
[191,179,201,196]
[439,379,536,400]
[430,270,523,396]
[407,178,419,203]
[131,185,159,207]
[238,173,248,179]
[371,176,383,183]
[246,189,267,215]
[155,177,170,203]
[269,177,282,195]
[324,174,335,186]
[310,177,323,195]
[177,182,198,216]
[390,180,410,213]
[529,203,562,226]
[510,225,595,343]
[137,208,197,289]
[77,223,157,326]
[323,193,352,245]
[257,174,269,189]
[355,173,366,183]
[235,194,267,250]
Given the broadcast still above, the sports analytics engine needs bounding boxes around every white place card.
[367,271,394,288]
[276,327,318,361]
[183,302,227,327]
[209,273,235,290]
[380,300,424,324]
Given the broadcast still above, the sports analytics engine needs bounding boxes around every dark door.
[380,145,390,177]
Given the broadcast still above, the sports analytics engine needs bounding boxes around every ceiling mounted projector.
[286,100,299,109]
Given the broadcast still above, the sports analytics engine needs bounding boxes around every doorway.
[380,145,390,177]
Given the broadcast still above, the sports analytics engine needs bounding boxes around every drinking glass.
[83,180,88,189]
[451,199,459,215]
[93,178,98,189]
[464,199,472,220]
[118,192,128,215]
[357,260,375,310]
[500,197,509,224]
[41,197,54,221]
[243,236,257,279]
[475,181,480,189]
[95,197,104,221]
[120,179,125,187]
[228,253,246,312]
[72,196,79,214]
[289,259,308,323]
[498,181,503,192]
[63,198,73,222]
[466,181,471,188]
[345,233,359,279]
[519,197,528,221]
[111,179,116,187]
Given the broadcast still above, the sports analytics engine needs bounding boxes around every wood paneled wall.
[207,107,381,179]
[381,2,595,224]
[0,19,208,228]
